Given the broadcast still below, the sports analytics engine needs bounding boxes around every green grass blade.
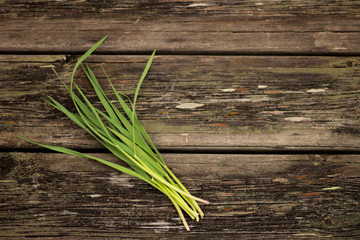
[133,50,156,108]
[71,35,108,84]
[156,182,190,231]
[68,35,108,137]
[108,128,168,178]
[17,136,146,181]
[71,80,115,143]
[101,65,149,149]
[98,109,165,174]
[46,97,90,131]
[82,64,122,126]
[131,50,156,155]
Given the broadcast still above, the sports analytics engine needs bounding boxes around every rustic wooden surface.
[1,0,360,239]
[1,55,360,151]
[1,153,360,239]
[2,0,360,54]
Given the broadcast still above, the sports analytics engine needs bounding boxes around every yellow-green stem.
[157,182,190,231]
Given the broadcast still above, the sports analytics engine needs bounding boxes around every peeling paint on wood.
[175,103,204,109]
[284,117,312,122]
[306,88,328,93]
[188,3,211,8]
[221,88,236,92]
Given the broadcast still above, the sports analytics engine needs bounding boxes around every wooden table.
[1,1,360,239]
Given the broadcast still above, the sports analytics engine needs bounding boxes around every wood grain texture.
[1,0,360,54]
[1,152,359,239]
[1,54,360,150]
[1,1,360,237]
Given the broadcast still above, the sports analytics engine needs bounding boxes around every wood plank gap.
[1,51,360,57]
[2,148,360,156]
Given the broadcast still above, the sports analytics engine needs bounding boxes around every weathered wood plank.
[1,152,359,238]
[1,54,360,150]
[1,0,360,54]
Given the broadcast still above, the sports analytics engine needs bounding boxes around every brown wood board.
[1,54,360,150]
[1,152,359,239]
[2,1,360,54]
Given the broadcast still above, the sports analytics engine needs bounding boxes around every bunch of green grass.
[19,35,209,231]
